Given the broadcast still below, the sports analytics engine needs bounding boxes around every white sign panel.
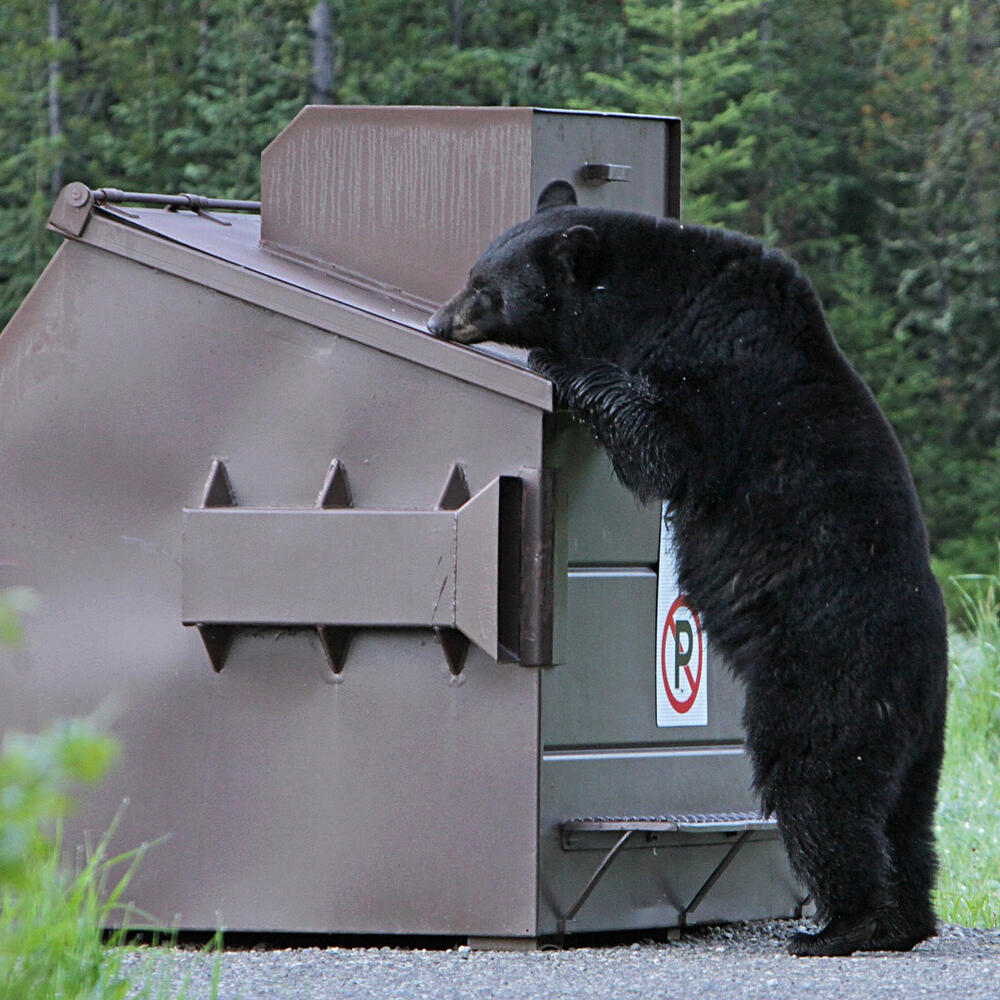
[655,504,708,727]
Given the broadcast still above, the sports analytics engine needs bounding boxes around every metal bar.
[665,118,682,219]
[516,469,557,666]
[560,830,635,932]
[562,818,681,838]
[674,815,776,834]
[580,162,631,184]
[182,506,457,628]
[679,829,753,927]
[91,188,261,212]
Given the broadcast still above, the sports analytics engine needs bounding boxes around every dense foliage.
[1,0,996,580]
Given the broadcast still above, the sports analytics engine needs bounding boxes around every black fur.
[428,181,948,956]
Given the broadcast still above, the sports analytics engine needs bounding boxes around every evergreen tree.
[744,1,892,275]
[0,0,65,322]
[64,0,202,190]
[584,0,770,229]
[168,0,311,198]
[863,0,1000,573]
[333,0,624,109]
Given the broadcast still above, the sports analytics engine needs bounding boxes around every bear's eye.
[470,287,501,318]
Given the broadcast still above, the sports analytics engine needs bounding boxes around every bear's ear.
[551,225,599,286]
[536,180,578,213]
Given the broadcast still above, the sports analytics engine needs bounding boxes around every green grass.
[0,590,220,1000]
[0,719,137,1000]
[934,569,1000,927]
[0,718,223,1000]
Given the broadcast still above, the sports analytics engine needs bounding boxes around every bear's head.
[427,180,606,353]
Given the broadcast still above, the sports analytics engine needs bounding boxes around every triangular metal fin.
[198,624,238,672]
[317,626,352,674]
[201,458,236,508]
[437,463,471,511]
[435,626,470,676]
[317,459,353,509]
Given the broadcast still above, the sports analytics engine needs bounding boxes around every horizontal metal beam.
[182,507,457,628]
[562,812,778,840]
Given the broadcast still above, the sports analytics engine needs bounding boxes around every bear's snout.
[426,303,451,338]
[426,298,489,345]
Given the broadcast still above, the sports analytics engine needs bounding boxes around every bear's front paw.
[527,348,566,380]
[528,349,587,407]
[528,350,623,405]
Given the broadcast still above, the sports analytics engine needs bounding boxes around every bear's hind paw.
[788,910,936,957]
[787,915,878,957]
[855,914,937,953]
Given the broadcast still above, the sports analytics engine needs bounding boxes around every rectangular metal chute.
[181,468,555,664]
[182,507,456,627]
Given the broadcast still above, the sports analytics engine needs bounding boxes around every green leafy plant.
[0,591,221,998]
[0,716,138,1000]
[0,587,39,648]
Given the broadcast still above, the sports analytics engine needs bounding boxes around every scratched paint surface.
[261,107,534,304]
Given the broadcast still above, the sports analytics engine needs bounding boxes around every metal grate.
[563,812,776,836]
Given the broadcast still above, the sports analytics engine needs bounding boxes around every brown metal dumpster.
[0,106,804,944]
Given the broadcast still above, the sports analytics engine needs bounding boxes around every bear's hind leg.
[870,736,945,951]
[762,767,897,957]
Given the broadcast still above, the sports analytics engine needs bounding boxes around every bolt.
[65,183,90,207]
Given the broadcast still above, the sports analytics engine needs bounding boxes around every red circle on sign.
[660,595,704,713]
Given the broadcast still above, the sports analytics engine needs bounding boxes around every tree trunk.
[48,0,63,197]
[310,1,334,104]
[672,0,682,107]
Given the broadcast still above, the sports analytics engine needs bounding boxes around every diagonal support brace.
[677,829,752,928]
[558,830,635,937]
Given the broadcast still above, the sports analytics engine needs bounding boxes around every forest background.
[1,0,997,589]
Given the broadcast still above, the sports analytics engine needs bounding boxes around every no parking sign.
[655,505,708,727]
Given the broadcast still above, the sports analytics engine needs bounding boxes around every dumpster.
[0,106,804,943]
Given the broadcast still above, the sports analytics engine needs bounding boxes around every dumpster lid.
[49,187,551,412]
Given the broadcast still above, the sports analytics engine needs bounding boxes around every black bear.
[428,180,949,956]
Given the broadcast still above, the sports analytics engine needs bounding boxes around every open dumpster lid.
[47,187,552,412]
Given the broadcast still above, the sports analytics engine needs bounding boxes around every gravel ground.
[121,921,1000,1000]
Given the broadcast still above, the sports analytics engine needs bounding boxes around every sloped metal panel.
[0,241,544,936]
[65,208,553,412]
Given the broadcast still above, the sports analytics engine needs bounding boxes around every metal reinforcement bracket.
[181,458,556,674]
[557,812,787,936]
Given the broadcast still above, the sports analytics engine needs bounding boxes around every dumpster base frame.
[557,813,808,937]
